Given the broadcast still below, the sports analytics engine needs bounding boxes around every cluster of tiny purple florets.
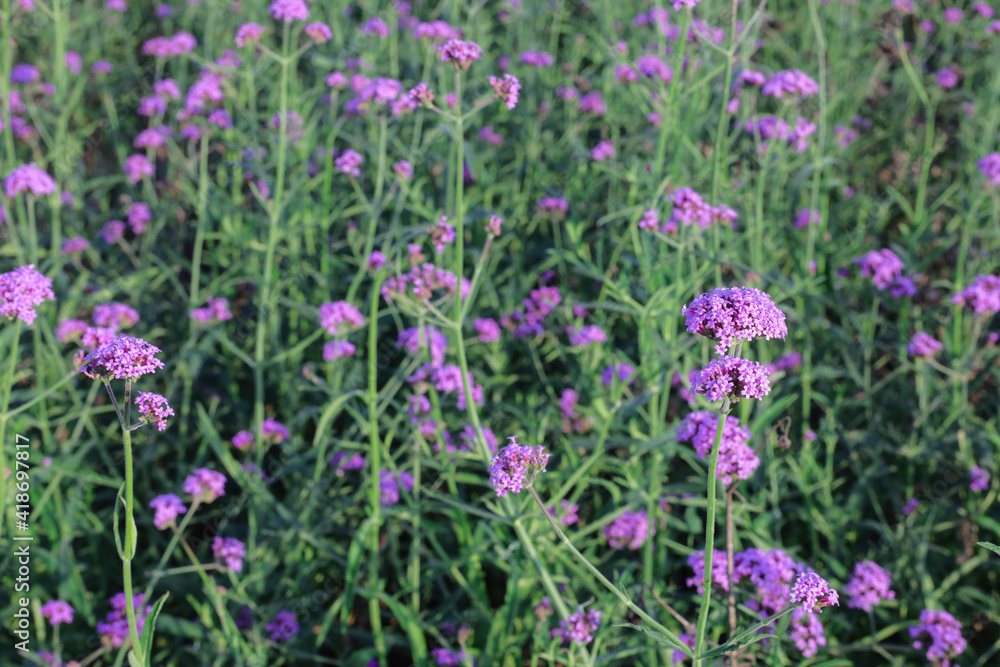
[183,467,227,502]
[190,297,233,323]
[82,336,165,381]
[909,609,966,667]
[844,561,895,612]
[438,39,482,69]
[487,436,550,497]
[790,571,840,613]
[908,332,942,357]
[149,493,187,529]
[551,609,602,644]
[951,274,1000,315]
[677,411,759,484]
[853,248,916,296]
[135,391,174,431]
[693,355,771,402]
[212,536,247,572]
[0,264,54,326]
[97,592,151,648]
[683,287,788,354]
[603,509,652,550]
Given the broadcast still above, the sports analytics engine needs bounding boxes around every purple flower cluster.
[487,436,550,497]
[91,302,141,330]
[853,248,914,294]
[951,274,1000,315]
[183,468,226,502]
[408,363,483,409]
[98,593,152,648]
[844,561,895,612]
[40,600,75,626]
[667,187,738,231]
[743,115,816,153]
[190,297,233,324]
[693,356,771,402]
[398,326,448,366]
[567,324,607,347]
[686,550,731,592]
[379,469,415,505]
[762,69,819,98]
[82,336,164,381]
[521,50,554,66]
[319,300,364,334]
[677,411,759,485]
[795,209,821,229]
[601,362,636,387]
[438,39,482,69]
[212,536,246,572]
[603,509,652,549]
[335,149,364,177]
[474,317,501,342]
[149,493,187,529]
[500,284,562,338]
[552,609,601,644]
[268,0,308,22]
[135,392,174,431]
[790,609,827,658]
[490,74,520,110]
[381,263,471,303]
[909,609,966,666]
[0,264,54,326]
[559,388,594,434]
[536,196,569,219]
[330,451,366,476]
[790,571,839,613]
[907,332,942,357]
[733,548,802,613]
[547,500,580,526]
[265,610,299,642]
[683,287,787,354]
[971,465,990,491]
[979,153,1000,186]
[4,162,57,197]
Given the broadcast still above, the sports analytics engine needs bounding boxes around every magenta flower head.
[693,356,771,402]
[487,436,550,497]
[135,392,174,431]
[4,162,57,197]
[190,296,233,324]
[319,300,364,334]
[490,73,521,110]
[262,417,289,444]
[183,468,226,502]
[335,149,364,177]
[790,571,839,613]
[101,220,126,243]
[909,609,966,666]
[235,22,265,47]
[268,0,308,22]
[552,609,601,644]
[853,248,906,290]
[683,287,787,354]
[149,493,187,529]
[93,302,140,330]
[979,153,1000,186]
[323,339,356,360]
[762,70,819,98]
[304,22,332,44]
[40,600,75,626]
[907,332,942,358]
[844,561,895,612]
[0,264,54,326]
[936,67,959,89]
[971,465,990,491]
[265,610,299,642]
[604,509,652,550]
[952,274,1000,315]
[213,536,246,572]
[231,430,254,450]
[438,39,482,70]
[82,336,164,381]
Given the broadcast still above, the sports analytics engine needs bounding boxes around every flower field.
[1,0,1000,665]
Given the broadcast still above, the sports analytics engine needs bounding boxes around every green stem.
[693,406,730,663]
[0,319,23,538]
[121,380,143,659]
[366,267,387,666]
[528,486,692,657]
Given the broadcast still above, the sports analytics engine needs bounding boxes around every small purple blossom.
[604,510,652,550]
[762,70,819,98]
[183,468,227,502]
[40,600,75,626]
[379,469,415,505]
[323,340,356,360]
[971,465,990,491]
[335,149,364,177]
[213,537,247,572]
[490,73,520,110]
[319,300,364,334]
[552,609,601,644]
[909,609,966,666]
[474,318,501,342]
[790,571,839,613]
[82,336,164,381]
[683,287,787,354]
[438,40,482,69]
[0,264,54,326]
[231,431,255,450]
[908,332,942,357]
[844,561,895,612]
[487,436,550,497]
[693,356,771,402]
[135,392,174,431]
[4,163,57,197]
[268,0,308,22]
[265,610,299,642]
[952,274,1000,315]
[601,362,636,387]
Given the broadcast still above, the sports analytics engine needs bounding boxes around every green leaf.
[978,541,1000,556]
[698,631,775,659]
[127,650,143,667]
[376,592,428,663]
[616,624,688,653]
[113,483,126,560]
[138,591,170,665]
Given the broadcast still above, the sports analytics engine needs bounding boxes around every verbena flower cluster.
[487,436,549,497]
[0,264,54,326]
[844,561,895,612]
[909,609,966,666]
[82,336,164,381]
[603,509,652,550]
[677,411,759,484]
[682,287,787,354]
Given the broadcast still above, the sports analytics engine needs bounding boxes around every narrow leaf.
[978,541,1000,556]
[139,591,170,665]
